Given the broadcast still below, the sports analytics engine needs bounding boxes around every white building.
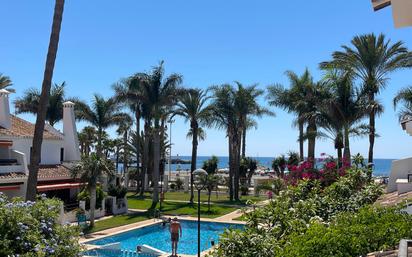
[387,117,412,194]
[0,89,81,202]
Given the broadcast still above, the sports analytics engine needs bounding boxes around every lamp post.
[193,168,208,257]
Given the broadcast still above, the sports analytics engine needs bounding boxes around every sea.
[119,156,395,177]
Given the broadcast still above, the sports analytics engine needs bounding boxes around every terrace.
[0,140,28,175]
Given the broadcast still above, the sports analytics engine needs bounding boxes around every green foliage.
[272,155,286,177]
[202,155,219,174]
[211,166,384,257]
[287,151,300,166]
[77,185,106,210]
[174,178,184,190]
[0,193,82,256]
[283,206,412,257]
[107,184,128,199]
[256,177,286,196]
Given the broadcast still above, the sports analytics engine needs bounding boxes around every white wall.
[11,138,63,165]
[388,157,412,193]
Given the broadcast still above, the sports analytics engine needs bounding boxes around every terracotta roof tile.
[0,116,63,140]
[38,165,72,179]
[0,172,27,179]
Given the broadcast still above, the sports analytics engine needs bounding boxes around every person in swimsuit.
[169,217,182,257]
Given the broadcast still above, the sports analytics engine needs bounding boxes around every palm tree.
[78,126,97,157]
[117,118,133,187]
[235,82,274,159]
[320,70,368,163]
[26,0,65,201]
[268,70,326,163]
[76,94,131,157]
[209,84,241,201]
[0,74,14,92]
[14,82,85,126]
[72,153,113,227]
[174,88,211,204]
[113,75,144,192]
[394,87,412,121]
[139,62,182,207]
[320,33,412,164]
[267,70,313,161]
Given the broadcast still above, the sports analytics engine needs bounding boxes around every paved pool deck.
[81,208,246,256]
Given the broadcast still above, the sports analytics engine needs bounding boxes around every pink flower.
[325,162,336,169]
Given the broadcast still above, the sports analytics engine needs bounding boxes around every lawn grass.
[127,197,237,219]
[127,191,266,206]
[89,212,152,233]
[86,197,238,234]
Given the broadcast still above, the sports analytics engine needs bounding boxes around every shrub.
[107,184,127,199]
[175,178,184,190]
[77,185,106,210]
[210,165,384,257]
[0,193,83,256]
[240,184,249,195]
[283,206,412,257]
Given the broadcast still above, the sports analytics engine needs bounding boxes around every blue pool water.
[86,220,244,255]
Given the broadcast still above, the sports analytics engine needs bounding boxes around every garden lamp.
[193,168,208,257]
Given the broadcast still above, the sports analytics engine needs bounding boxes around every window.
[60,148,64,162]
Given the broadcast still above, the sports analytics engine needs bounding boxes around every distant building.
[371,0,412,28]
[0,89,81,203]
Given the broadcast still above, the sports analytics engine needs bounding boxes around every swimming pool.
[85,220,244,255]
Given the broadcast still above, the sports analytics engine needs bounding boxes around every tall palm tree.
[113,75,144,192]
[174,88,211,204]
[72,153,113,227]
[26,0,65,201]
[209,84,240,201]
[78,126,97,156]
[235,82,274,159]
[320,70,368,163]
[320,33,412,164]
[14,82,85,126]
[0,74,14,92]
[267,70,313,161]
[117,118,133,186]
[139,62,182,207]
[394,87,412,121]
[76,94,131,157]
[267,69,324,162]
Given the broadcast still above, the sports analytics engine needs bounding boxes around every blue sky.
[1,0,412,159]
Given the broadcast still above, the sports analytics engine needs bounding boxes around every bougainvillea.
[285,154,351,187]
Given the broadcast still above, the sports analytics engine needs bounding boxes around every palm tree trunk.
[115,147,119,171]
[135,111,141,194]
[307,121,316,164]
[189,122,198,204]
[228,133,233,201]
[151,118,160,208]
[298,120,304,161]
[368,97,375,165]
[141,121,150,196]
[89,184,96,227]
[26,0,65,201]
[241,127,246,158]
[123,130,129,187]
[231,130,241,202]
[343,126,351,164]
[97,128,103,157]
[337,147,342,168]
